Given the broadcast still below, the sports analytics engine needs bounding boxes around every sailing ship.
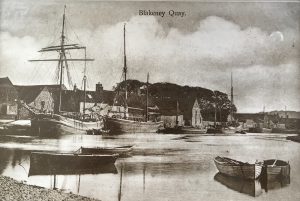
[106,24,162,134]
[27,6,103,136]
[222,72,242,134]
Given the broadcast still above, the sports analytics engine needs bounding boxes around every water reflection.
[214,172,290,197]
[29,162,117,176]
[214,173,262,197]
[0,134,299,201]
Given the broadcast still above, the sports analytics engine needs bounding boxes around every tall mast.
[123,23,128,118]
[146,73,149,121]
[58,5,66,113]
[176,100,179,126]
[83,47,87,117]
[230,71,233,122]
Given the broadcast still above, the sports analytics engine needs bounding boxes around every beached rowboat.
[263,159,290,180]
[214,156,263,180]
[78,145,133,156]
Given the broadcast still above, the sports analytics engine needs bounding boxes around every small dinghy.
[78,145,133,157]
[263,159,290,180]
[214,156,263,180]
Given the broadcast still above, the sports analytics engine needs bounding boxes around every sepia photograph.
[0,0,299,200]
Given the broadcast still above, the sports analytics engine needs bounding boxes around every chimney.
[73,84,77,92]
[96,82,103,102]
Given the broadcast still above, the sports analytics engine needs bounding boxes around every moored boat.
[78,145,133,157]
[107,117,162,134]
[181,126,207,134]
[26,6,103,137]
[106,24,162,134]
[31,113,103,136]
[214,156,263,180]
[248,127,272,133]
[263,159,290,180]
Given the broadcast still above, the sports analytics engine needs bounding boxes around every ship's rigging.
[29,5,94,113]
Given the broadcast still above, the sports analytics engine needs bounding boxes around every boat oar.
[271,159,277,167]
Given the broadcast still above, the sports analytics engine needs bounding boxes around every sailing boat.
[106,24,162,134]
[222,72,242,134]
[27,6,102,136]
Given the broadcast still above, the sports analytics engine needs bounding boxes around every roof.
[0,77,13,86]
[15,84,65,103]
[15,85,47,103]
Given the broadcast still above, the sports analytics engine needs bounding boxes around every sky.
[0,0,299,113]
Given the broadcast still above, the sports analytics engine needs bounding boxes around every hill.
[116,79,235,122]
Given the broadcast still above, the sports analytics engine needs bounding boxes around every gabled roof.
[0,77,13,86]
[15,85,48,103]
[15,84,65,104]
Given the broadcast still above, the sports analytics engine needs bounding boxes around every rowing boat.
[78,145,133,157]
[214,156,263,180]
[263,159,290,180]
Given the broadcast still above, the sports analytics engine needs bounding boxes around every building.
[191,99,204,128]
[155,100,183,128]
[0,77,18,120]
[16,85,57,119]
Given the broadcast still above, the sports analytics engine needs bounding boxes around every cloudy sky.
[0,0,299,113]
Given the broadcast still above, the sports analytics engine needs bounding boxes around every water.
[0,133,299,201]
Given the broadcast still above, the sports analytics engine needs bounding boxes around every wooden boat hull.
[248,127,272,133]
[79,145,133,157]
[181,127,207,134]
[29,152,118,175]
[263,159,290,180]
[214,156,263,180]
[214,173,262,197]
[31,114,103,136]
[106,117,162,134]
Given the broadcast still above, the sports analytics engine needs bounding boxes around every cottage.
[16,85,57,119]
[0,77,18,120]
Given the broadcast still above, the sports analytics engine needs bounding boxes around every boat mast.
[176,100,179,126]
[146,73,149,121]
[123,23,128,119]
[83,48,87,117]
[58,5,66,113]
[230,72,234,123]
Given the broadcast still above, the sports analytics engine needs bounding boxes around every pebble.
[0,175,100,201]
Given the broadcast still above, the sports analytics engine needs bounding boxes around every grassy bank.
[0,175,100,201]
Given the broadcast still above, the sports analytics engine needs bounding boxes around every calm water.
[0,133,299,201]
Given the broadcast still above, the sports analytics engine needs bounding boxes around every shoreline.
[0,175,99,201]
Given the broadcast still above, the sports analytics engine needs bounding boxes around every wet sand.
[0,175,100,201]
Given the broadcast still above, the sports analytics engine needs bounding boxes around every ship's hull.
[181,127,207,134]
[31,114,103,137]
[106,117,162,134]
[248,127,272,133]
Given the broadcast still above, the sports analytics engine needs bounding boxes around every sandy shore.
[0,175,100,201]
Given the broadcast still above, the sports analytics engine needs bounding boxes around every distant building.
[0,77,18,120]
[156,100,183,128]
[15,85,57,119]
[191,99,204,128]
